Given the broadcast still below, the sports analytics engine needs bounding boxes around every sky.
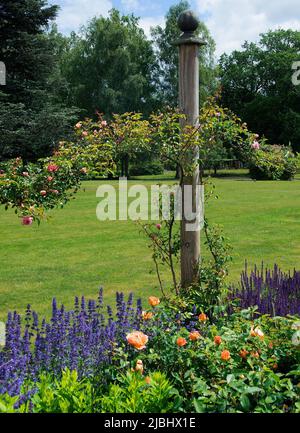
[52,0,300,58]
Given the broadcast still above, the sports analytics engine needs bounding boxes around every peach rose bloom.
[126,331,148,350]
[214,336,222,345]
[176,337,187,347]
[221,350,231,361]
[189,331,201,341]
[75,122,82,129]
[148,296,160,307]
[145,376,151,384]
[198,313,207,322]
[239,349,249,359]
[142,311,153,320]
[250,326,264,339]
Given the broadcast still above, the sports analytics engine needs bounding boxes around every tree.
[151,1,217,107]
[220,29,300,152]
[59,9,157,118]
[0,0,77,162]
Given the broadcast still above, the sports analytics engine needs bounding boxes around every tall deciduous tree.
[220,29,300,152]
[151,1,217,107]
[0,0,77,162]
[59,9,157,117]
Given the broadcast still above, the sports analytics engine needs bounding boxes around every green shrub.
[12,370,180,413]
[0,393,25,413]
[192,370,300,413]
[101,371,181,413]
[249,145,297,180]
[31,369,96,413]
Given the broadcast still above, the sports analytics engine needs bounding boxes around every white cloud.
[195,0,300,58]
[55,0,113,34]
[139,16,165,38]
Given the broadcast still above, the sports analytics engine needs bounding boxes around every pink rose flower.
[22,216,33,226]
[101,120,107,127]
[40,190,47,196]
[156,223,161,230]
[47,164,59,173]
[47,176,54,182]
[252,141,260,150]
[22,172,29,177]
[75,122,82,129]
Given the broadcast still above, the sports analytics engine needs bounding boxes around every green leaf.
[244,386,263,395]
[240,394,251,412]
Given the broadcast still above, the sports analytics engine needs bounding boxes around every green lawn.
[0,171,300,320]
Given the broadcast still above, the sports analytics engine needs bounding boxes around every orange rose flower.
[214,336,222,345]
[148,296,160,307]
[142,311,153,321]
[251,351,260,358]
[239,349,249,359]
[189,331,201,341]
[145,376,151,384]
[176,337,187,347]
[221,350,231,361]
[126,331,148,350]
[198,313,207,322]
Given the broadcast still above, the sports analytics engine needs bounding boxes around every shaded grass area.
[0,170,300,320]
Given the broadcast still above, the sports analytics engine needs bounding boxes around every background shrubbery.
[249,145,297,180]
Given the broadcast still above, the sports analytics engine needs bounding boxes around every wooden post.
[176,11,206,289]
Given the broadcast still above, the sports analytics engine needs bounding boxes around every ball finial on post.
[175,10,205,46]
[177,10,199,33]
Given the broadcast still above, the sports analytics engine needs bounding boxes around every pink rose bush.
[0,118,116,224]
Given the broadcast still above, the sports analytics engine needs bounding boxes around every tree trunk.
[175,164,181,179]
